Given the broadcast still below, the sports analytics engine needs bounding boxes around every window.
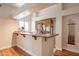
[19,21,24,29]
[18,21,29,31]
[25,22,29,31]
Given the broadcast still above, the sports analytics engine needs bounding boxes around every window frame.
[18,20,29,32]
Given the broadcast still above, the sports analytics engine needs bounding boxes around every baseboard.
[63,45,79,53]
[64,48,79,53]
[53,48,57,53]
[0,46,12,50]
[55,48,62,51]
[17,45,36,56]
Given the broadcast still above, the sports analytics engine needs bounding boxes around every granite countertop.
[14,31,59,38]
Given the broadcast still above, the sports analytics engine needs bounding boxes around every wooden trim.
[12,46,31,56]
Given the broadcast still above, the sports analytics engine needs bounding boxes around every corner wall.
[0,18,18,49]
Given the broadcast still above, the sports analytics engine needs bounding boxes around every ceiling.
[0,3,55,18]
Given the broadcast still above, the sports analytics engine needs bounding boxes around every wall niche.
[68,19,76,45]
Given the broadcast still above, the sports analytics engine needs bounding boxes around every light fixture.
[14,11,30,19]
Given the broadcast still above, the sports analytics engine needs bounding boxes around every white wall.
[16,3,79,56]
[31,3,63,50]
[17,4,79,55]
[0,18,18,49]
[16,4,63,56]
[62,14,79,53]
[1,3,79,54]
[17,34,55,56]
[17,35,42,56]
[62,3,79,53]
[42,37,55,56]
